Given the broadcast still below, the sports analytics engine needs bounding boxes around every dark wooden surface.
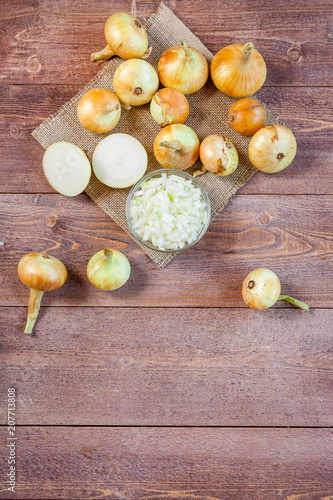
[1,0,333,499]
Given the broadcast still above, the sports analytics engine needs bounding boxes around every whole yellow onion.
[248,125,297,173]
[77,88,121,134]
[193,134,239,177]
[211,42,267,97]
[228,98,267,136]
[242,268,310,311]
[87,248,131,291]
[154,124,199,170]
[158,42,209,94]
[90,12,151,62]
[113,59,159,107]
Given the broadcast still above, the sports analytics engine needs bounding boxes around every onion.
[228,98,267,136]
[128,173,209,251]
[150,88,189,127]
[77,88,121,134]
[87,248,131,290]
[154,124,199,170]
[18,253,67,334]
[193,134,238,177]
[242,268,310,311]
[113,59,159,107]
[211,42,267,97]
[248,125,297,173]
[90,12,151,62]
[92,133,147,188]
[158,42,209,94]
[42,142,91,197]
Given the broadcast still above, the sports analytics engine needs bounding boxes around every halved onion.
[42,142,91,196]
[92,133,147,188]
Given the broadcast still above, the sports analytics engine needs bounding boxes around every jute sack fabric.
[32,2,283,268]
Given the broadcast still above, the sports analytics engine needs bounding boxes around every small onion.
[158,42,209,94]
[242,268,310,311]
[90,12,151,62]
[113,59,159,106]
[92,133,147,188]
[248,125,297,173]
[228,98,267,136]
[193,134,238,177]
[18,253,67,334]
[154,124,199,170]
[211,42,266,98]
[77,88,121,134]
[87,248,131,291]
[150,88,189,127]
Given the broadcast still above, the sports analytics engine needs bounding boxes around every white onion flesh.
[92,133,148,188]
[42,142,91,197]
[129,174,208,250]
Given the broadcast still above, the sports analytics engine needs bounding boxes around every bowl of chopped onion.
[126,169,211,252]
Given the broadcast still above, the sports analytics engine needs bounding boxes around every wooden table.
[1,1,333,498]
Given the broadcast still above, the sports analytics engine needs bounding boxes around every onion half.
[42,142,91,197]
[92,133,147,188]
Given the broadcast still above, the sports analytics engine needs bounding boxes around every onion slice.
[92,133,148,188]
[42,142,91,197]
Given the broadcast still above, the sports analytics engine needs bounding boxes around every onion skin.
[154,124,200,170]
[87,248,131,291]
[194,134,238,177]
[113,59,159,106]
[242,268,281,310]
[211,42,267,98]
[90,12,151,62]
[150,88,189,127]
[158,42,209,94]
[77,88,121,134]
[228,98,267,136]
[18,253,67,334]
[248,125,297,173]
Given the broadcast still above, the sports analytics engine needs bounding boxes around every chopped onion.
[42,142,91,197]
[129,173,209,250]
[92,133,147,188]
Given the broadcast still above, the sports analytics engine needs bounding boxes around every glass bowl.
[126,169,211,253]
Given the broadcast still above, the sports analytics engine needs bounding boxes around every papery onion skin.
[248,125,297,173]
[242,268,281,310]
[113,59,159,106]
[87,248,131,291]
[90,12,151,62]
[18,253,67,334]
[228,98,267,136]
[153,124,200,170]
[77,88,121,134]
[211,42,267,98]
[158,42,209,94]
[194,134,238,177]
[150,88,189,127]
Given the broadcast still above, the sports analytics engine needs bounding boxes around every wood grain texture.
[0,193,332,307]
[0,84,332,194]
[0,0,332,85]
[0,427,332,499]
[1,308,332,426]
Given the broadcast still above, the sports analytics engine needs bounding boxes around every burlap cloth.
[32,2,283,268]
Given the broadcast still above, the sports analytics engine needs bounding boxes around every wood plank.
[0,427,332,499]
[0,85,332,194]
[0,1,332,85]
[1,307,332,426]
[0,193,332,307]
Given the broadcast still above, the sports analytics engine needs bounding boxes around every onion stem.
[180,41,193,61]
[159,140,183,152]
[25,289,45,334]
[90,44,115,63]
[277,295,310,311]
